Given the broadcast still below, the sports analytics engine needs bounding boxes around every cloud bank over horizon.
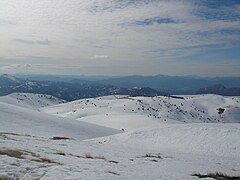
[0,0,239,76]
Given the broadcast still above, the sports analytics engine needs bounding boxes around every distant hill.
[42,94,240,131]
[196,84,240,96]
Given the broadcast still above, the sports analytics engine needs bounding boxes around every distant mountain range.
[1,74,240,100]
[95,75,240,94]
[16,74,240,94]
[196,84,240,96]
[0,74,165,101]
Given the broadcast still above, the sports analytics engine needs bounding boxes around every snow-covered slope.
[0,93,66,109]
[42,94,240,131]
[1,128,239,180]
[91,123,240,157]
[0,102,120,140]
[1,94,240,179]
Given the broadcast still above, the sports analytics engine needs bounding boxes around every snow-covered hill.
[0,93,66,109]
[0,102,120,139]
[42,94,240,131]
[1,94,240,179]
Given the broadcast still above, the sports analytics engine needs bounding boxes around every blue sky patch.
[193,0,240,21]
[122,17,179,27]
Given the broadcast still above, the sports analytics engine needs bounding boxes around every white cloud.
[0,0,239,76]
[0,64,33,74]
[13,38,51,45]
[91,55,109,59]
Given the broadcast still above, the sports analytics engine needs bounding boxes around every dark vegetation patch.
[73,153,118,164]
[106,171,120,176]
[167,95,184,99]
[136,153,163,162]
[217,108,225,115]
[141,153,163,159]
[84,153,94,159]
[84,153,106,161]
[192,172,240,179]
[108,160,119,164]
[31,157,58,164]
[54,152,66,156]
[50,136,74,140]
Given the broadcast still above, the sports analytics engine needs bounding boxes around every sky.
[0,0,240,76]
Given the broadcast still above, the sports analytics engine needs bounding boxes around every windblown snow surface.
[1,93,240,179]
[0,93,66,109]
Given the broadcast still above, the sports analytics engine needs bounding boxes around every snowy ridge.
[0,93,66,109]
[42,94,240,131]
